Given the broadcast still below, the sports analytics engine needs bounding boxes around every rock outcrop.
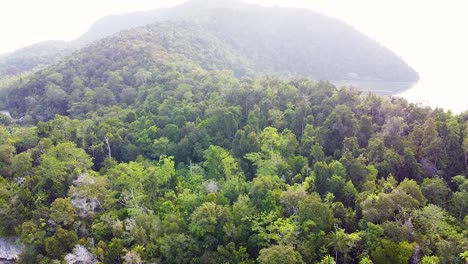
[0,237,22,262]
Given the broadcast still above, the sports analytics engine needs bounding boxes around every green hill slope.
[0,41,75,76]
[0,44,466,264]
[80,0,419,82]
[1,4,467,264]
[5,21,254,121]
[0,0,418,83]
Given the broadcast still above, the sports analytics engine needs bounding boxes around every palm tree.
[359,256,373,264]
[420,256,440,264]
[460,251,468,264]
[319,255,336,264]
[327,227,360,263]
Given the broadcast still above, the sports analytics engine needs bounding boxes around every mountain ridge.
[0,0,418,83]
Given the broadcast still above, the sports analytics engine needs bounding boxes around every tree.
[361,222,384,255]
[280,185,306,216]
[35,141,93,201]
[313,161,332,196]
[319,255,336,264]
[359,256,373,264]
[357,115,373,148]
[366,137,384,164]
[327,228,360,263]
[278,129,299,159]
[249,175,283,211]
[299,194,335,234]
[400,147,422,182]
[93,87,116,106]
[361,179,426,225]
[135,68,152,86]
[460,251,468,263]
[221,174,249,203]
[418,118,446,175]
[463,133,468,172]
[310,143,326,165]
[49,198,76,227]
[45,228,79,260]
[216,242,254,264]
[104,238,124,264]
[421,178,451,208]
[257,245,305,264]
[319,105,358,156]
[69,173,110,219]
[0,142,15,179]
[417,246,443,262]
[12,151,33,178]
[108,161,147,208]
[245,152,278,177]
[204,145,241,180]
[158,234,200,264]
[43,83,69,116]
[122,250,143,264]
[249,212,299,246]
[376,149,402,179]
[451,175,468,221]
[190,202,230,249]
[372,240,415,264]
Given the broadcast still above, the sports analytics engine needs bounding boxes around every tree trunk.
[464,152,468,173]
[104,136,111,159]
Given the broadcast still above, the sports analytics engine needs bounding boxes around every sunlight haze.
[1,0,465,72]
[1,0,467,112]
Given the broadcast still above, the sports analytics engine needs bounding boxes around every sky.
[1,0,467,111]
[1,0,465,71]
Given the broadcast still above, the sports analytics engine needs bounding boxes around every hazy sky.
[1,0,466,73]
[1,0,467,111]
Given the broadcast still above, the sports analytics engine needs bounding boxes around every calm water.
[332,80,414,96]
[326,0,468,115]
[333,75,468,114]
[398,76,468,114]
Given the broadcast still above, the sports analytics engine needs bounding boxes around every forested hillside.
[0,0,418,85]
[4,19,419,122]
[4,21,254,122]
[0,41,75,77]
[0,1,464,263]
[0,40,466,263]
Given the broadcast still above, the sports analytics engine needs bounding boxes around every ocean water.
[398,75,468,114]
[332,75,468,114]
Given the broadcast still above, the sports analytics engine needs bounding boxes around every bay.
[398,75,468,114]
[332,74,468,114]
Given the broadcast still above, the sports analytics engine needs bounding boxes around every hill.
[0,0,418,83]
[78,0,420,82]
[0,42,466,264]
[5,21,255,121]
[0,41,75,76]
[0,3,467,264]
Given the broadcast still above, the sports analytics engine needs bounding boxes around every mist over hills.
[0,41,75,76]
[4,21,254,121]
[0,0,418,83]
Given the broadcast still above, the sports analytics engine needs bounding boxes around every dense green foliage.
[5,21,253,122]
[0,0,418,84]
[0,41,74,77]
[0,64,467,263]
[0,3,464,263]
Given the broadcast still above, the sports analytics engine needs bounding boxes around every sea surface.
[333,75,468,114]
[331,80,414,96]
[397,75,468,114]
